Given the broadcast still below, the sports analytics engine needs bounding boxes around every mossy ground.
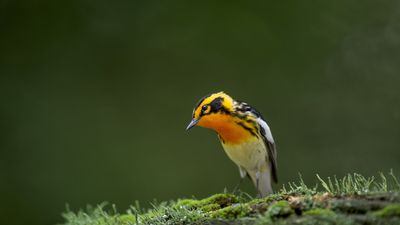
[60,172,400,225]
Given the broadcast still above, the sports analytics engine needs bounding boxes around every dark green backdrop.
[1,1,400,225]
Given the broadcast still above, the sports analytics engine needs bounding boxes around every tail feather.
[248,170,273,197]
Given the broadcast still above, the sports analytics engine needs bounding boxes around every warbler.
[186,91,277,197]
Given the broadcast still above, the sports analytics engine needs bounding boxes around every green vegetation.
[60,171,400,225]
[372,204,400,218]
[61,203,136,225]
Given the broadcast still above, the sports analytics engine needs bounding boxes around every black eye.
[201,105,209,112]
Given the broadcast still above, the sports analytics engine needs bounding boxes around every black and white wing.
[256,117,278,183]
[234,100,278,183]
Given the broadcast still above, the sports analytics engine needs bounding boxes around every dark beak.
[186,118,199,130]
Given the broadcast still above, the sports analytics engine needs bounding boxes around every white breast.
[221,139,267,171]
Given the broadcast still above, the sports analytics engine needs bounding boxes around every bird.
[186,91,277,197]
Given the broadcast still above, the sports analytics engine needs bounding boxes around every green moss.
[60,172,400,225]
[209,203,252,219]
[304,208,336,217]
[174,199,198,208]
[61,204,137,225]
[372,203,400,217]
[118,214,136,223]
[199,203,221,212]
[284,214,353,225]
[257,207,354,225]
[138,203,205,225]
[174,193,238,212]
[249,193,285,205]
[246,193,290,214]
[266,200,293,218]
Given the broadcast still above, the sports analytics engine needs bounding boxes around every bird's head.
[186,91,235,131]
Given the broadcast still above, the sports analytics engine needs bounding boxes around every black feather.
[259,124,278,183]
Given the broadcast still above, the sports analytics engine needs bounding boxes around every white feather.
[256,117,274,143]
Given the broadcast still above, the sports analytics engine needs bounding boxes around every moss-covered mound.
[60,172,400,225]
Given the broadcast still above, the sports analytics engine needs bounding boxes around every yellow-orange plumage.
[197,113,255,144]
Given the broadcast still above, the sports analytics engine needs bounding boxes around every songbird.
[186,91,277,197]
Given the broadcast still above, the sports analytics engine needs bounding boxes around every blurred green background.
[1,1,400,225]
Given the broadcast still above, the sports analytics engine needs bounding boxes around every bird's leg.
[256,171,262,198]
[233,177,245,194]
[233,166,247,194]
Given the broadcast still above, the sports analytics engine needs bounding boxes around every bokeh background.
[1,1,400,225]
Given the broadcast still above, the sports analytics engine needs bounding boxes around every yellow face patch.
[190,91,257,144]
[192,92,233,119]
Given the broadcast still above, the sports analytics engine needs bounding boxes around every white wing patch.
[256,117,274,143]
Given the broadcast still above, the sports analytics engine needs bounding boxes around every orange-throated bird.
[186,91,277,196]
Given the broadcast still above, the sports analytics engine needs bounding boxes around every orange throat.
[197,114,255,145]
